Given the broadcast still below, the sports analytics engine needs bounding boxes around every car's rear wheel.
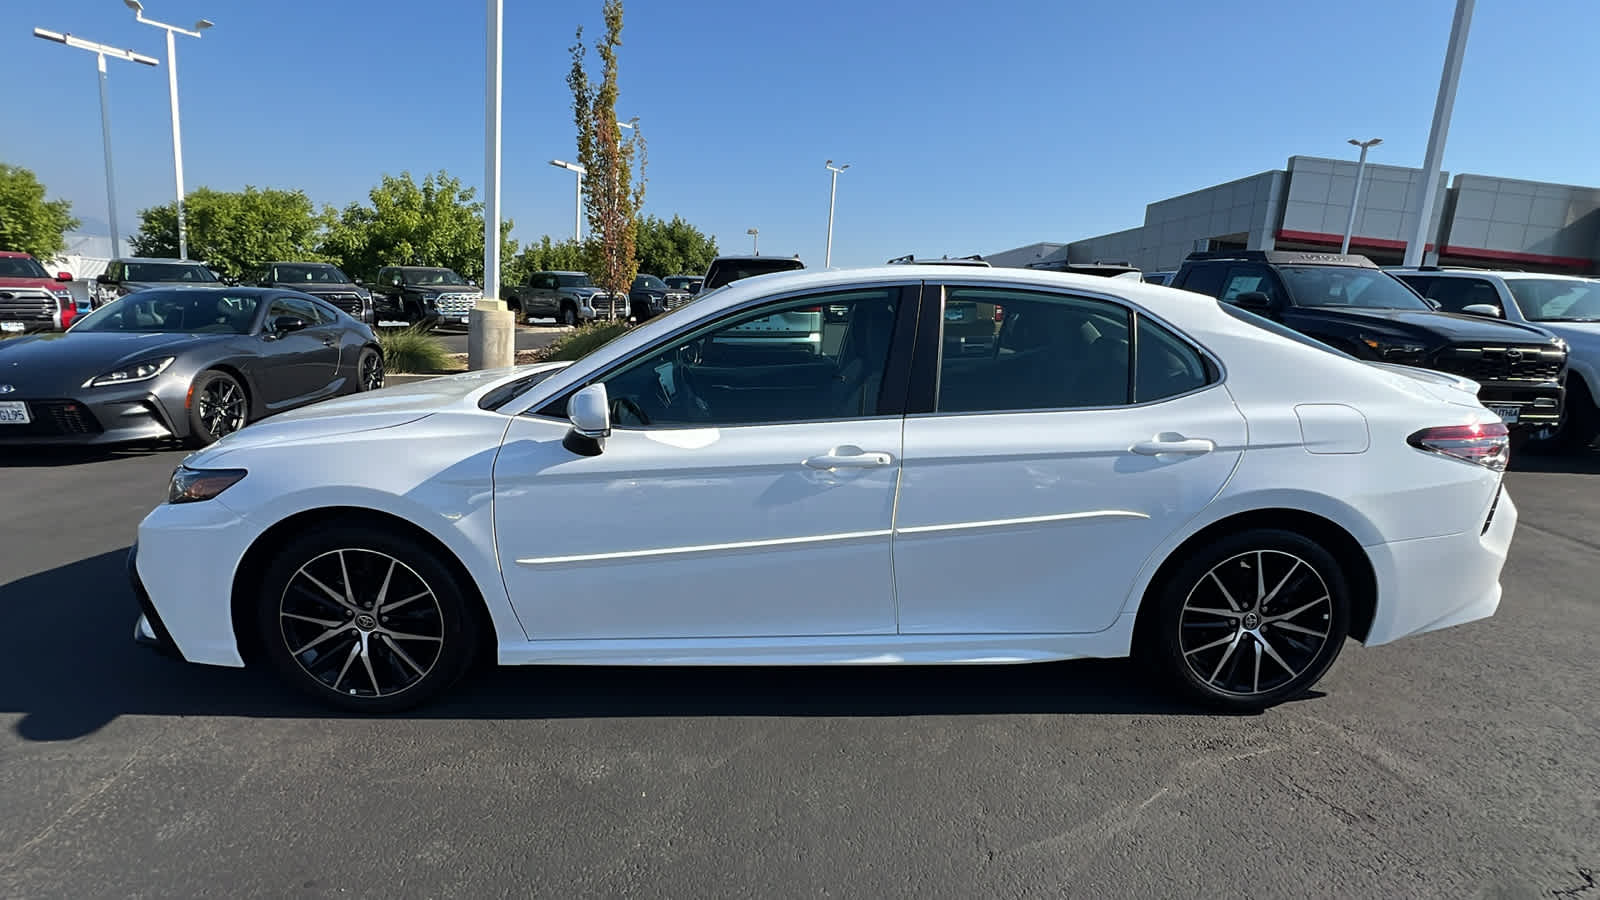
[1143,528,1350,712]
[256,526,480,712]
[357,347,385,392]
[187,369,248,447]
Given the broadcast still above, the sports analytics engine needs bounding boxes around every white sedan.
[132,266,1517,712]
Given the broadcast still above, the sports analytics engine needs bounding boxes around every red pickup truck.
[0,251,77,334]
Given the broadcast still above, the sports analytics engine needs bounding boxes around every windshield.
[402,268,468,286]
[634,275,668,291]
[272,263,351,284]
[665,277,700,290]
[124,262,218,283]
[72,289,260,334]
[0,256,50,278]
[556,273,591,288]
[704,259,804,290]
[1278,266,1428,310]
[1507,278,1600,322]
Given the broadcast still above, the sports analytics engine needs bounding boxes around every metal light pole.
[32,28,158,259]
[1405,0,1475,268]
[747,228,759,255]
[125,1,211,261]
[483,0,503,302]
[824,159,849,268]
[549,160,585,242]
[1340,138,1382,255]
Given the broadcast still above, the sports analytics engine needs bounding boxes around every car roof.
[113,257,212,264]
[267,260,341,266]
[1185,250,1379,269]
[1396,268,1590,282]
[710,255,803,263]
[543,270,588,276]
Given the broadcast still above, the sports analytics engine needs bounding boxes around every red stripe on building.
[1275,229,1431,253]
[1275,229,1589,269]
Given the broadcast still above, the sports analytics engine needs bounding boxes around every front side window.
[1220,266,1283,304]
[1412,276,1501,314]
[267,297,321,326]
[935,288,1133,413]
[1277,266,1428,310]
[634,275,668,292]
[1507,278,1600,322]
[590,288,902,427]
[73,290,260,334]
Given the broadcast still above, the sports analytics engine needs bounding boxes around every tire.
[356,347,385,392]
[1542,377,1598,454]
[559,303,578,327]
[1142,528,1350,713]
[186,369,249,447]
[255,524,481,713]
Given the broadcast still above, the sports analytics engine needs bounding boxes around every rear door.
[892,283,1246,635]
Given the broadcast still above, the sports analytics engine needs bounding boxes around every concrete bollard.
[468,299,516,371]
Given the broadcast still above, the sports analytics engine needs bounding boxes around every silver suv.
[1390,266,1596,450]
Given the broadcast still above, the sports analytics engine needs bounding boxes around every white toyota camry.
[132,265,1517,712]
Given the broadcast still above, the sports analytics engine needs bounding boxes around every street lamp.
[125,0,212,262]
[32,28,158,259]
[824,159,849,268]
[549,159,586,242]
[1340,138,1383,255]
[747,228,759,255]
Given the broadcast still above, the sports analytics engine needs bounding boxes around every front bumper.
[1475,381,1563,431]
[1362,486,1517,646]
[0,386,183,446]
[134,497,253,667]
[128,544,181,658]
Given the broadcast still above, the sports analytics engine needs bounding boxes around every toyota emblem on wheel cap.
[0,385,14,394]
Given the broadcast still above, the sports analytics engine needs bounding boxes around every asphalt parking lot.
[1,445,1597,897]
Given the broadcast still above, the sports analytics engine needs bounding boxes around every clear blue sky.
[3,0,1598,268]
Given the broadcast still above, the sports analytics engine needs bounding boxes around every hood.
[1300,307,1558,344]
[0,331,233,391]
[284,282,366,296]
[187,363,570,460]
[566,285,610,297]
[120,280,222,294]
[0,277,63,291]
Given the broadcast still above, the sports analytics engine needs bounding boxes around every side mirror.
[1461,303,1502,318]
[354,278,364,286]
[563,383,611,456]
[1234,291,1280,315]
[269,315,309,335]
[55,271,73,282]
[1423,297,1443,311]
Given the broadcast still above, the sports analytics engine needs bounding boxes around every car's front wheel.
[256,526,481,712]
[559,303,578,326]
[187,369,249,447]
[1143,528,1350,712]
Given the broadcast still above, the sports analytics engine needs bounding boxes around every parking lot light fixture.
[1340,138,1383,255]
[126,1,213,262]
[32,27,159,259]
[824,160,849,268]
[747,228,759,255]
[550,159,586,242]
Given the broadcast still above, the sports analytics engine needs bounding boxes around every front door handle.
[321,336,338,347]
[803,448,894,470]
[1131,436,1215,456]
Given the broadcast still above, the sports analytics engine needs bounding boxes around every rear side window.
[1135,317,1210,402]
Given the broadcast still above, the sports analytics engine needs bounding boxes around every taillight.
[1408,422,1510,471]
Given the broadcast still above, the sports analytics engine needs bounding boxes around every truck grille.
[589,294,625,318]
[4,400,103,436]
[312,291,365,317]
[434,292,481,316]
[665,292,693,310]
[1432,345,1564,383]
[0,289,56,322]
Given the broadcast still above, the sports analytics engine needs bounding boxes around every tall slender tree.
[567,0,647,300]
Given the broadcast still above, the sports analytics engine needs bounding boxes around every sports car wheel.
[1144,528,1350,712]
[187,370,248,446]
[257,526,480,712]
[357,348,385,391]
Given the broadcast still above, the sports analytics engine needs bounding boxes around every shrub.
[544,321,630,362]
[377,327,452,374]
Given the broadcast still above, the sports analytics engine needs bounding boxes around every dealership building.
[989,155,1600,276]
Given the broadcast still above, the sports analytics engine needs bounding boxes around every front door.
[493,285,917,640]
[259,296,341,408]
[893,284,1246,634]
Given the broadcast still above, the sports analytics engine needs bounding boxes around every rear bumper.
[1362,486,1517,646]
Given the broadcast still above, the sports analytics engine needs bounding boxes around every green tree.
[132,186,332,279]
[634,214,718,277]
[568,0,647,299]
[504,235,594,287]
[320,170,514,285]
[0,164,80,261]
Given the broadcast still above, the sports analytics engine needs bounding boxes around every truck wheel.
[560,304,577,327]
[1544,378,1599,454]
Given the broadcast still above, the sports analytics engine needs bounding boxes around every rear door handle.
[1131,437,1215,456]
[803,448,894,470]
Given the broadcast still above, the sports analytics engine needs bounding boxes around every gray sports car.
[0,286,384,447]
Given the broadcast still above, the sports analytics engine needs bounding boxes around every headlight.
[1360,336,1425,361]
[83,356,175,388]
[167,466,248,504]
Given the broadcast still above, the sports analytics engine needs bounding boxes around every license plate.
[0,401,30,424]
[1,322,24,333]
[377,320,409,328]
[457,315,471,324]
[1488,404,1520,424]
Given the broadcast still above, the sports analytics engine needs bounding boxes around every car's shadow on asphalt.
[1510,445,1600,475]
[2,548,1259,742]
[1,443,181,468]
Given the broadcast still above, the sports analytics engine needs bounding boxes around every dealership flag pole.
[1404,0,1475,268]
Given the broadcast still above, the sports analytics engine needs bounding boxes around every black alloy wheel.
[257,525,480,712]
[357,348,385,392]
[187,369,249,447]
[1144,528,1350,712]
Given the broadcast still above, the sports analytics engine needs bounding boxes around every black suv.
[1171,250,1568,434]
[253,261,374,324]
[370,266,483,332]
[700,255,805,293]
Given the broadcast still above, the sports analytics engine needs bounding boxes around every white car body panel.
[133,266,1517,674]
